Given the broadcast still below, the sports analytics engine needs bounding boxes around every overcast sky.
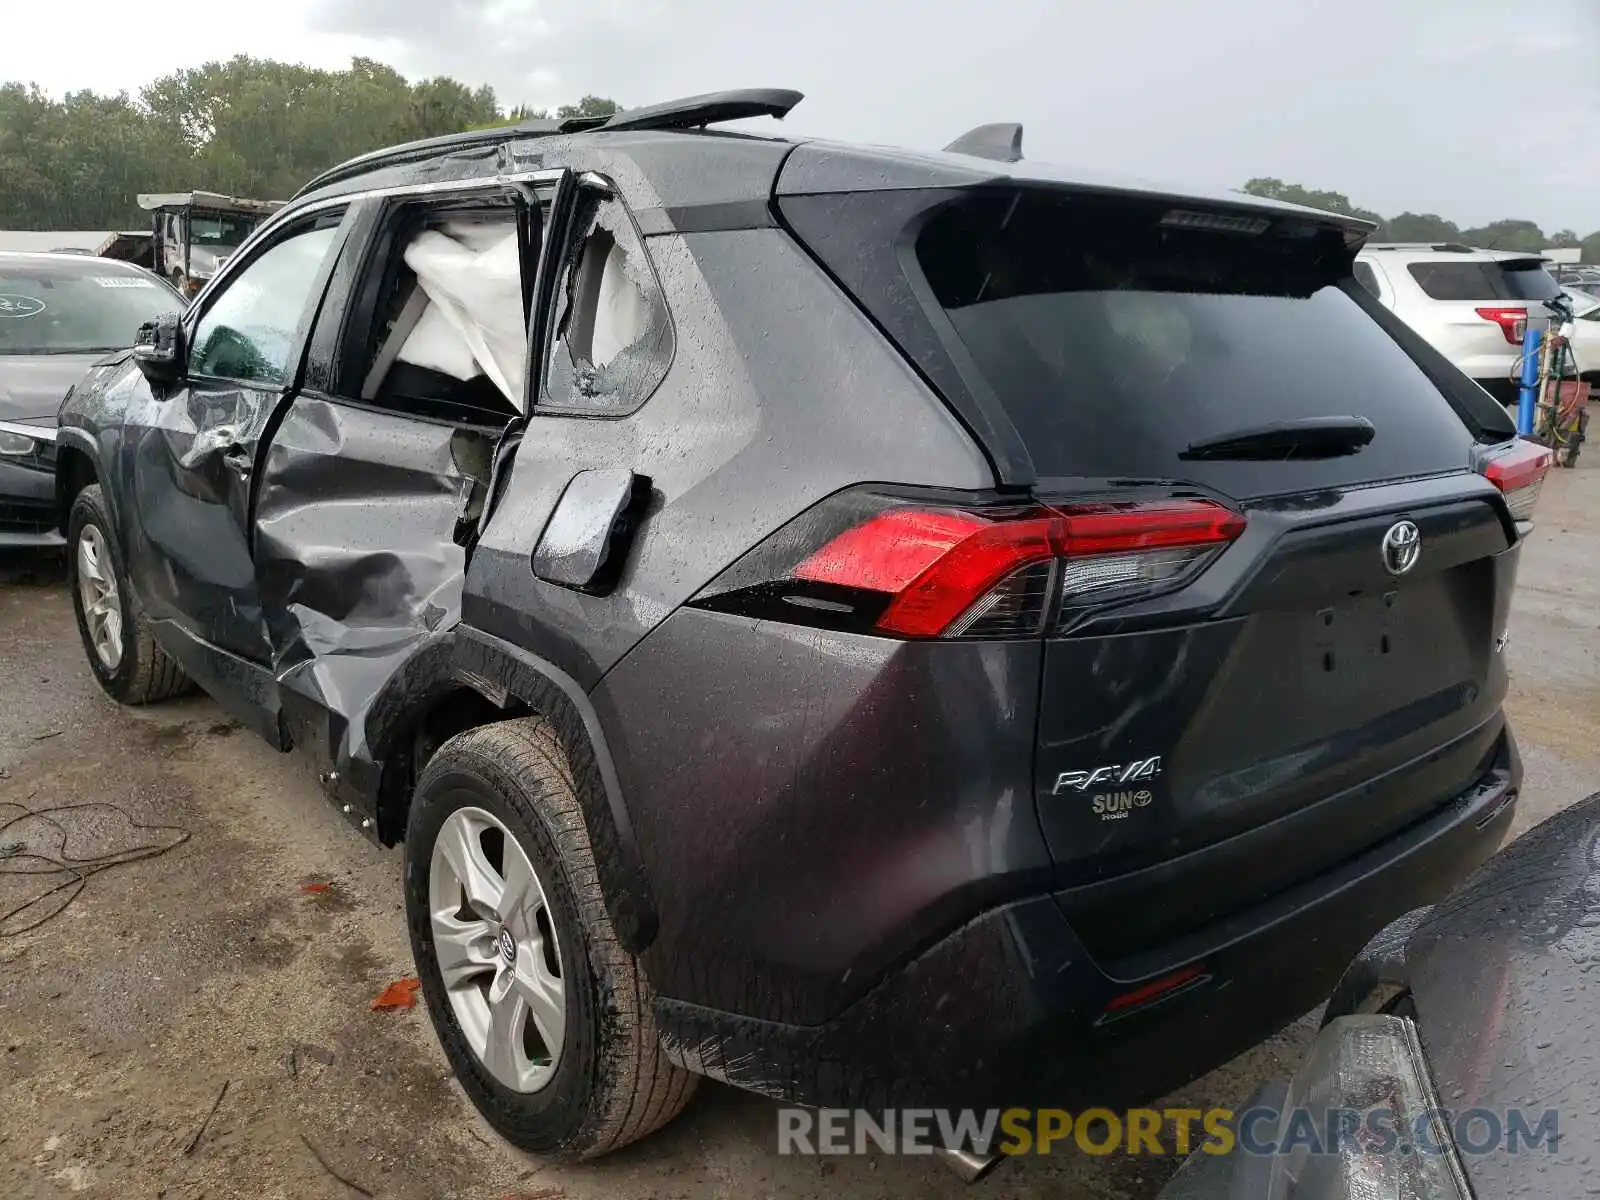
[6,0,1597,231]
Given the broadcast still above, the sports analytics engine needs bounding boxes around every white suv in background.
[1354,244,1562,405]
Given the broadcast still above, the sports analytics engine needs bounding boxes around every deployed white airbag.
[395,221,526,410]
[590,239,654,366]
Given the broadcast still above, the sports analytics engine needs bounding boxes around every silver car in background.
[1353,243,1562,406]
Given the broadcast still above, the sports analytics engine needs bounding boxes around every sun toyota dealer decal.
[1052,756,1162,821]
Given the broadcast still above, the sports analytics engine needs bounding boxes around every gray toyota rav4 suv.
[54,90,1543,1162]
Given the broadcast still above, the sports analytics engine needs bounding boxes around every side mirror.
[132,312,184,385]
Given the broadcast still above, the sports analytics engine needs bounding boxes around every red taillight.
[791,498,1243,638]
[1055,499,1247,555]
[874,516,1063,637]
[1481,438,1553,521]
[1476,306,1529,346]
[793,509,993,594]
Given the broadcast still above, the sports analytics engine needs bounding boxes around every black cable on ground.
[0,800,190,936]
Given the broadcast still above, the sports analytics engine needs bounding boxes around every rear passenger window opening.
[348,193,540,428]
[539,188,673,416]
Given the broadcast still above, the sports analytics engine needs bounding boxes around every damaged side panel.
[252,394,497,821]
[124,379,273,662]
[231,180,554,832]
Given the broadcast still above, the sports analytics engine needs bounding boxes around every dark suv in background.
[53,89,1543,1162]
[0,252,181,547]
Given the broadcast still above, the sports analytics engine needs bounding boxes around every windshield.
[0,262,181,355]
[188,212,258,247]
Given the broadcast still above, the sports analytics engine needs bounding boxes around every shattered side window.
[540,193,673,415]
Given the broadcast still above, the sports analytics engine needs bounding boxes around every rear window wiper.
[1180,416,1376,461]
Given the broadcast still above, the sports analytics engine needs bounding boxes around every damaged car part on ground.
[0,252,181,547]
[1158,789,1600,1200]
[52,87,1545,1162]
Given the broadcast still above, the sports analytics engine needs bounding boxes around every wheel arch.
[53,432,101,537]
[374,627,658,955]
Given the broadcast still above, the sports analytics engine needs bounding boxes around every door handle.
[222,444,252,478]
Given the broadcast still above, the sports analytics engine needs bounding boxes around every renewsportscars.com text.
[776,1106,1561,1158]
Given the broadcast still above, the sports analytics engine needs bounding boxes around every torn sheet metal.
[129,379,274,662]
[252,395,495,800]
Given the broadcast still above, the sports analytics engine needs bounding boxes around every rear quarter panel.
[465,225,994,687]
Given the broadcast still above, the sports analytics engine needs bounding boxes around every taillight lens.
[1481,437,1553,521]
[692,492,1245,639]
[1052,500,1246,611]
[1476,306,1528,346]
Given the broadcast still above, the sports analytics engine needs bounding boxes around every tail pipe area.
[933,1144,1003,1183]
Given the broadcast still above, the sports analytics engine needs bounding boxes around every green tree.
[1458,219,1547,252]
[0,83,187,227]
[139,56,503,200]
[1240,177,1383,226]
[1382,212,1462,243]
[556,95,621,120]
[1549,229,1581,249]
[0,57,541,228]
[468,96,621,133]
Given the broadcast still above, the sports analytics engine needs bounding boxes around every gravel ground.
[1,463,1596,1200]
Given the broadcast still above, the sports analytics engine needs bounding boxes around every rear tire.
[67,484,193,705]
[405,717,697,1159]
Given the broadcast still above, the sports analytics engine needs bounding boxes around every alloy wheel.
[76,524,123,671]
[429,806,566,1093]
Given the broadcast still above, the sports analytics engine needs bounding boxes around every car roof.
[293,88,805,199]
[770,137,1369,228]
[289,87,1375,238]
[1358,243,1549,263]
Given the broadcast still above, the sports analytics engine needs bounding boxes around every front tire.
[404,718,696,1159]
[67,484,192,705]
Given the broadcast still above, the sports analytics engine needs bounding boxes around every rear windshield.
[1407,259,1561,302]
[904,190,1476,489]
[0,261,180,355]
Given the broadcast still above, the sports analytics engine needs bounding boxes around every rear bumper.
[0,458,63,547]
[1454,349,1521,385]
[655,730,1519,1108]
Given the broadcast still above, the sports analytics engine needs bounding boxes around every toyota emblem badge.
[1382,520,1421,576]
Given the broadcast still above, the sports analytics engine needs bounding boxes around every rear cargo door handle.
[222,445,252,479]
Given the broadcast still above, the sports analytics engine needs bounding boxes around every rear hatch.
[779,166,1526,966]
[1404,254,1562,372]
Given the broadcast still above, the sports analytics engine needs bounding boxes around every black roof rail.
[943,123,1023,163]
[293,123,561,199]
[1364,242,1475,253]
[294,88,803,200]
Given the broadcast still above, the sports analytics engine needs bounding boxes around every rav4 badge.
[1051,756,1163,797]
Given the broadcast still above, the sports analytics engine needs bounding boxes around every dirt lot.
[2,466,1597,1200]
